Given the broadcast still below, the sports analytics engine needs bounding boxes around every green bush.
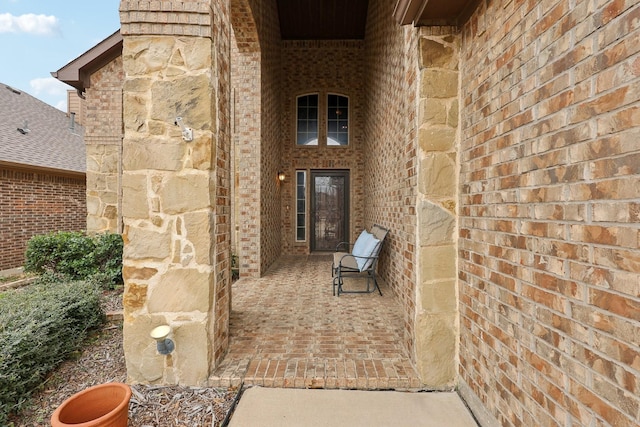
[24,231,123,289]
[92,233,125,288]
[0,280,105,423]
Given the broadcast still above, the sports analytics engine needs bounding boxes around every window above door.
[327,94,349,146]
[296,93,349,147]
[296,94,318,146]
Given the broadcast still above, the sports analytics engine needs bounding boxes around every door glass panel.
[313,174,346,251]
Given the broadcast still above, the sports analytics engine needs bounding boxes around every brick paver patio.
[209,254,421,390]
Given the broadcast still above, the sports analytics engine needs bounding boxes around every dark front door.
[311,170,349,251]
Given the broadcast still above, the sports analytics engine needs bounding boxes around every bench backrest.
[370,224,389,243]
[351,224,389,271]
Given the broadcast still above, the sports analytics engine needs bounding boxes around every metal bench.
[331,224,389,296]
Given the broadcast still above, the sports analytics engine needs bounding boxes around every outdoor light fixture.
[150,325,175,355]
[278,171,286,182]
[174,117,194,142]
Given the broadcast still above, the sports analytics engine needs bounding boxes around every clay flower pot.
[51,382,131,427]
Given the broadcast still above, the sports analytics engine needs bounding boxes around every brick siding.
[0,167,86,270]
[257,0,282,275]
[363,0,420,356]
[280,39,366,255]
[212,0,232,367]
[85,55,124,234]
[231,2,261,277]
[231,0,281,277]
[459,1,640,425]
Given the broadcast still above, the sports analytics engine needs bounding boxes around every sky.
[0,0,120,111]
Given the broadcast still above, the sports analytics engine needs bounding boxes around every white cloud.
[30,77,67,96]
[30,77,69,111]
[0,13,60,36]
[54,99,67,112]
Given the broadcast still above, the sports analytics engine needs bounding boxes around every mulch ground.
[7,287,240,427]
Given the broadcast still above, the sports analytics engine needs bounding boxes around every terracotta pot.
[51,382,131,427]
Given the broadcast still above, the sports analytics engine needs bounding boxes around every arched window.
[296,92,349,146]
[296,94,319,145]
[327,94,349,146]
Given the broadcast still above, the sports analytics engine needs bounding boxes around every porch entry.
[311,170,349,251]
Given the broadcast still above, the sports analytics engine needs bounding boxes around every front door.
[311,170,349,251]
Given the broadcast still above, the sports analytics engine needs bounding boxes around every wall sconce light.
[175,117,193,142]
[150,325,175,355]
[278,171,286,182]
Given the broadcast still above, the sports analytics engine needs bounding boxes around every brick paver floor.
[209,254,421,390]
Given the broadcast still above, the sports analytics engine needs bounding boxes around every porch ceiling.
[276,0,369,40]
[276,0,482,40]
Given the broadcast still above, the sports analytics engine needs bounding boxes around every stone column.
[415,29,460,389]
[119,0,231,385]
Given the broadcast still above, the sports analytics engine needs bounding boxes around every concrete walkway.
[228,387,479,427]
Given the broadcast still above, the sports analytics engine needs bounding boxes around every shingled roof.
[0,84,85,174]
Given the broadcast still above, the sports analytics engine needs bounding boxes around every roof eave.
[0,160,86,178]
[51,30,123,93]
[394,0,483,27]
[393,0,428,25]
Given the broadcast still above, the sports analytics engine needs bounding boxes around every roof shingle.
[0,84,85,173]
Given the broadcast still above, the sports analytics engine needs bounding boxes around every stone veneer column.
[119,0,231,385]
[415,29,460,388]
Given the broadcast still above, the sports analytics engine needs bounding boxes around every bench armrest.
[335,241,351,252]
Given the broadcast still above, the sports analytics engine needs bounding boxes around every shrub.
[24,231,123,290]
[0,280,105,423]
[91,232,124,288]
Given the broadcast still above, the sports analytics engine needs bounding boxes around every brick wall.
[458,1,640,425]
[212,0,232,366]
[0,167,86,271]
[258,0,283,274]
[235,1,425,366]
[231,1,261,277]
[363,0,420,356]
[85,55,124,234]
[231,0,281,277]
[280,40,366,254]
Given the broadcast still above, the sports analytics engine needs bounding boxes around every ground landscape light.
[150,325,175,355]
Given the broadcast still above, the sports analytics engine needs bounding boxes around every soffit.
[51,31,123,92]
[419,0,483,25]
[277,0,482,40]
[277,0,369,40]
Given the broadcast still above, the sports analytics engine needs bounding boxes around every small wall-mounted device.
[175,117,194,142]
